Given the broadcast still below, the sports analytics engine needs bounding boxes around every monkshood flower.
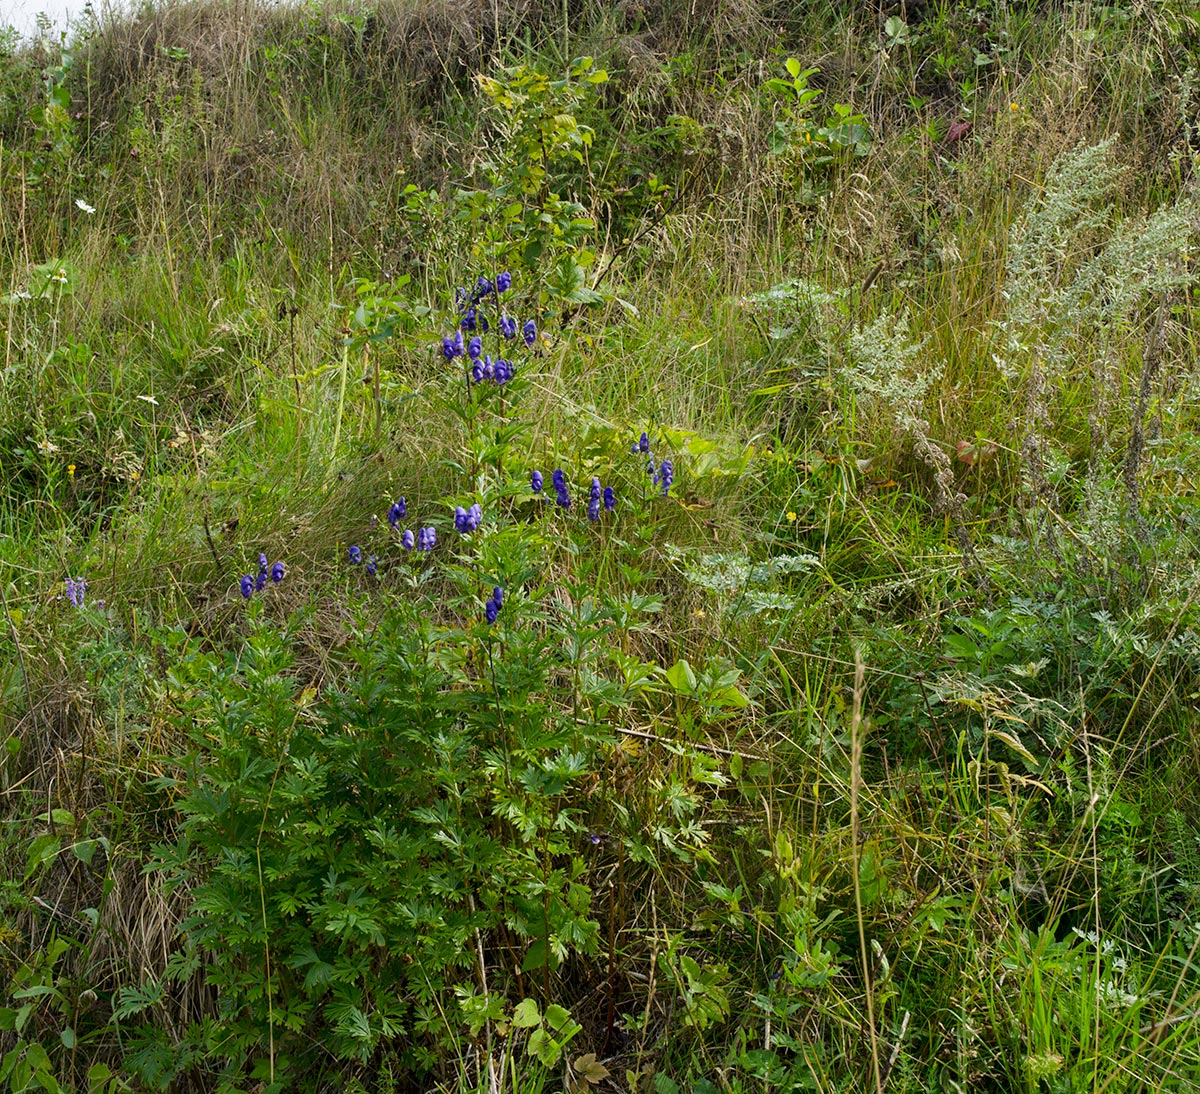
[271,561,285,584]
[632,431,650,455]
[471,357,514,385]
[552,468,570,509]
[461,307,478,332]
[402,529,415,551]
[531,470,544,493]
[590,477,602,502]
[484,584,503,625]
[523,320,537,346]
[588,496,601,521]
[499,315,517,340]
[658,458,674,496]
[442,330,465,360]
[366,555,378,577]
[255,552,269,591]
[604,486,616,511]
[417,527,437,551]
[454,503,483,534]
[348,545,363,565]
[496,271,512,293]
[65,575,87,607]
[388,498,407,528]
[468,335,482,360]
[239,575,253,599]
[477,276,492,296]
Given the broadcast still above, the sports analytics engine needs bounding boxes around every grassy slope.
[2,0,1200,1090]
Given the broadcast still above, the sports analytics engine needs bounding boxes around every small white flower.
[75,199,95,214]
[136,394,159,406]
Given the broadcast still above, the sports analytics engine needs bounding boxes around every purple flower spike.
[496,271,512,293]
[588,497,601,521]
[477,276,492,296]
[271,561,285,584]
[468,335,482,360]
[590,477,602,501]
[499,315,517,339]
[454,506,469,533]
[523,320,537,346]
[604,486,616,511]
[402,529,415,551]
[366,555,378,576]
[485,598,499,625]
[531,470,544,493]
[417,527,437,551]
[388,498,407,527]
[461,307,477,331]
[659,458,674,496]
[471,361,484,383]
[239,575,254,599]
[442,336,457,361]
[639,432,650,454]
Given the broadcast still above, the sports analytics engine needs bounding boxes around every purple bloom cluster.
[551,468,570,509]
[65,575,87,608]
[240,554,285,599]
[388,497,407,527]
[454,503,483,534]
[531,469,616,519]
[470,356,514,385]
[418,527,437,551]
[441,272,535,385]
[632,431,676,496]
[655,458,674,496]
[484,584,503,625]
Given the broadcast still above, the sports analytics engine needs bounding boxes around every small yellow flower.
[1009,101,1020,111]
[67,464,75,478]
[786,511,797,523]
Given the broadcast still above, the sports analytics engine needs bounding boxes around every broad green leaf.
[665,660,697,696]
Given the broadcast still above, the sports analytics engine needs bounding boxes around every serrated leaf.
[512,998,541,1028]
[573,1053,611,1084]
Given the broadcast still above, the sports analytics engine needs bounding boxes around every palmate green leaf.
[512,998,541,1028]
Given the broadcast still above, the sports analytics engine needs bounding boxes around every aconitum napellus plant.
[442,271,535,390]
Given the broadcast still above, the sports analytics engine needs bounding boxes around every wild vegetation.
[2,0,1200,1090]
